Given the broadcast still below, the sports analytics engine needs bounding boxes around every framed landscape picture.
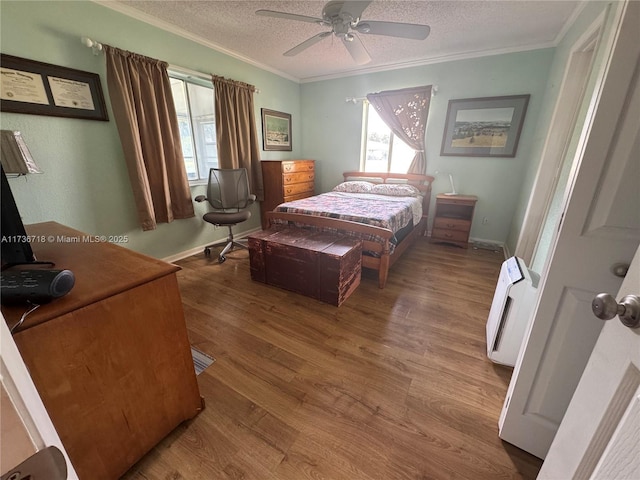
[441,94,530,157]
[261,108,292,151]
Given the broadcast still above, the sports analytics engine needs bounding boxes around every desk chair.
[195,168,256,263]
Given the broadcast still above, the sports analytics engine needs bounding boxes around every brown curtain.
[104,45,194,231]
[212,75,263,201]
[367,85,433,174]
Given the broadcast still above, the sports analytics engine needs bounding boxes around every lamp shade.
[0,130,41,174]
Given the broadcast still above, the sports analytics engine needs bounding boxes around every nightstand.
[431,194,478,248]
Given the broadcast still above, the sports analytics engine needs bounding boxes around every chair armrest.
[194,195,207,203]
[242,194,257,208]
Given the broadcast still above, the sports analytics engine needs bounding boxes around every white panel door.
[498,0,640,459]
[538,244,640,479]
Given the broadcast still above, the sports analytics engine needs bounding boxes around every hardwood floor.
[123,238,542,479]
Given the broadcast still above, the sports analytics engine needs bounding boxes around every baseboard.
[169,230,509,264]
[469,237,507,258]
[425,232,507,259]
[162,226,262,264]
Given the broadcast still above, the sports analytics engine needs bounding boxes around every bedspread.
[274,191,423,247]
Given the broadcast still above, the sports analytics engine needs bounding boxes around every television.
[1,165,35,268]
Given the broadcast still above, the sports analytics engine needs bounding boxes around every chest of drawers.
[260,159,315,229]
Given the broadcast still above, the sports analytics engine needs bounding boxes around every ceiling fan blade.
[284,32,332,57]
[356,20,430,40]
[339,1,372,21]
[256,9,323,24]
[342,34,371,65]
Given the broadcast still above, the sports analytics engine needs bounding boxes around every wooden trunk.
[248,228,361,306]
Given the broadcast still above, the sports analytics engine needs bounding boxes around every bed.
[266,171,435,289]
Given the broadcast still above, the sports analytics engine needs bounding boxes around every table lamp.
[0,130,41,175]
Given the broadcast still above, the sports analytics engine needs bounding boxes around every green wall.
[301,50,555,245]
[3,0,603,260]
[507,1,612,263]
[0,1,301,259]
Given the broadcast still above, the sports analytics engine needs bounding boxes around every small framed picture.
[261,108,292,151]
[441,94,530,157]
[1,54,109,121]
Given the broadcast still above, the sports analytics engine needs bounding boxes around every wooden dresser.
[1,222,203,480]
[260,159,315,229]
[431,194,478,248]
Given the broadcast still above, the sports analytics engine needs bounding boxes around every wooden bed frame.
[266,171,435,289]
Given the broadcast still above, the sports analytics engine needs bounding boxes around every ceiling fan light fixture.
[257,1,430,64]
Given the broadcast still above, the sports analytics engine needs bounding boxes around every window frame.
[360,101,412,174]
[168,70,217,185]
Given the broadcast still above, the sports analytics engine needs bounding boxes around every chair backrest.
[206,168,252,211]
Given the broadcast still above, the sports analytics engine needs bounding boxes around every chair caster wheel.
[218,255,226,264]
[204,247,211,256]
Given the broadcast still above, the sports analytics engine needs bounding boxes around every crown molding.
[92,0,583,86]
[299,1,589,84]
[553,0,589,46]
[298,41,557,83]
[91,0,300,83]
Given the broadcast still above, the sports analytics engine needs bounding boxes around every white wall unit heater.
[486,256,540,367]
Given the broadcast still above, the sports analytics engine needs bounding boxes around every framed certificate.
[1,54,108,121]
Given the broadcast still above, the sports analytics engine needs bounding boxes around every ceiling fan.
[256,1,430,65]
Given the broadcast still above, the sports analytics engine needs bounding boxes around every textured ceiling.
[109,0,582,82]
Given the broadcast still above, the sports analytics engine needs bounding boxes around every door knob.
[592,293,640,328]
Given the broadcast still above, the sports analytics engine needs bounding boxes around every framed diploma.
[1,54,108,121]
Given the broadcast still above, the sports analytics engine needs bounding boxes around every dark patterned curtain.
[367,85,433,174]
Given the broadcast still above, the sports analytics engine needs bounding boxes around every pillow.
[332,181,374,193]
[371,183,421,197]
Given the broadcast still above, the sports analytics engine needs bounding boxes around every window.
[361,102,414,173]
[169,75,217,182]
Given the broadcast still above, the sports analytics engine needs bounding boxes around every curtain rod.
[346,85,438,104]
[81,36,260,93]
[81,36,103,55]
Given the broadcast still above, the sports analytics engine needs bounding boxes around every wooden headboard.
[342,171,434,189]
[342,171,435,217]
